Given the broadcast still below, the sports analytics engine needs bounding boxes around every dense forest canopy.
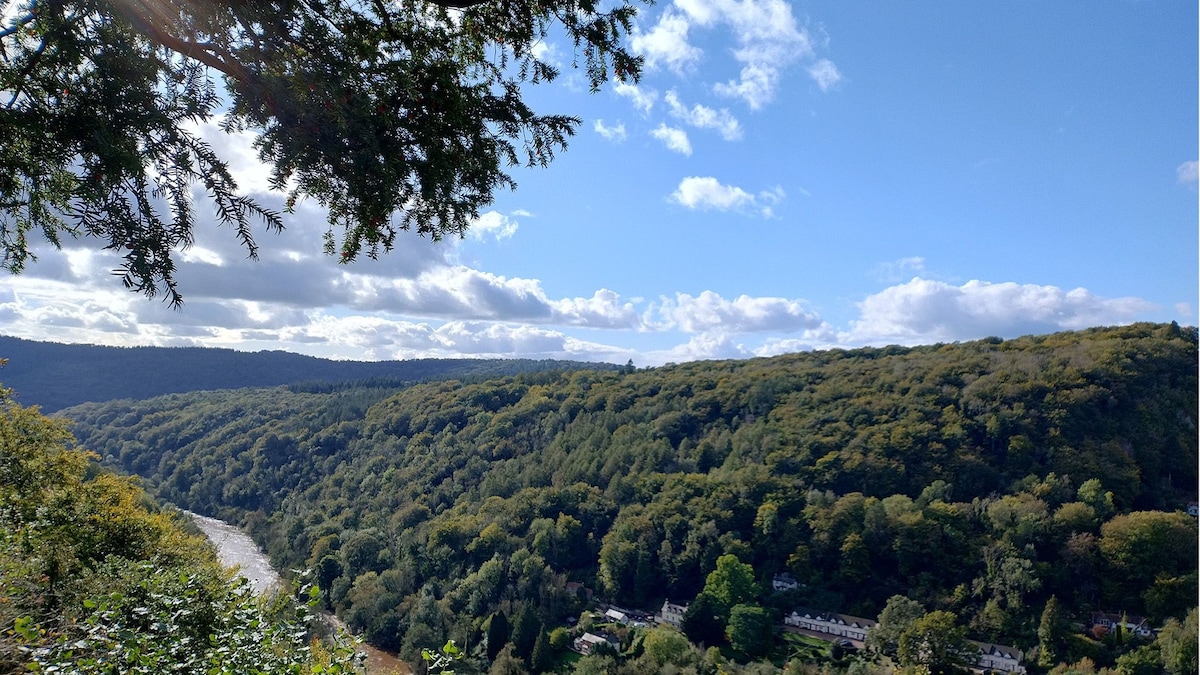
[58,323,1198,671]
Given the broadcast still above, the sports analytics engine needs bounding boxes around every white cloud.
[669,176,784,217]
[186,119,281,195]
[549,289,640,328]
[664,91,742,141]
[613,83,658,115]
[689,0,820,109]
[1176,160,1198,184]
[645,290,825,333]
[753,329,840,357]
[650,332,749,362]
[530,40,561,67]
[844,277,1157,345]
[713,63,777,111]
[651,124,692,155]
[469,210,519,241]
[594,119,627,142]
[630,8,702,73]
[807,58,842,91]
[670,176,753,210]
[632,0,837,110]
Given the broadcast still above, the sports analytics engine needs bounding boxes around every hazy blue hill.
[0,335,614,412]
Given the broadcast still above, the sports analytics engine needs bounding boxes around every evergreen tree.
[487,610,511,662]
[511,605,540,661]
[1037,595,1066,668]
[0,0,644,302]
[529,624,553,674]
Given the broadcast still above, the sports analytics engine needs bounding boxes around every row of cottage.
[779,608,1026,674]
[573,573,1161,673]
[659,593,1027,674]
[581,599,1025,673]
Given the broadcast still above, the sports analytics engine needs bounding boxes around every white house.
[784,608,876,642]
[660,599,688,628]
[772,572,800,592]
[969,640,1026,674]
[1090,612,1154,639]
[604,608,629,624]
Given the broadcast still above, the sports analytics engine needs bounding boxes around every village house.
[783,608,876,642]
[785,607,1028,673]
[1090,612,1154,639]
[566,581,594,601]
[604,608,629,625]
[660,599,689,628]
[772,572,801,592]
[573,631,619,655]
[969,640,1026,674]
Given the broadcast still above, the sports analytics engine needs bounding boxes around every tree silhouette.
[1,0,644,303]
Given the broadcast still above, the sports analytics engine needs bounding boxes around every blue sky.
[2,1,1196,366]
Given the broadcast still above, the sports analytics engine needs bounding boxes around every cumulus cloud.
[1176,160,1198,184]
[613,83,658,115]
[594,119,627,142]
[807,58,843,91]
[631,8,702,73]
[664,91,742,140]
[631,0,837,110]
[649,332,750,362]
[469,210,520,241]
[644,290,825,334]
[688,0,818,108]
[844,277,1157,345]
[651,124,692,155]
[669,177,784,217]
[271,314,630,362]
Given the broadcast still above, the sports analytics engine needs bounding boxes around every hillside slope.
[61,323,1198,666]
[0,335,613,411]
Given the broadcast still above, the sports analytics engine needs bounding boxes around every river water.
[186,511,412,675]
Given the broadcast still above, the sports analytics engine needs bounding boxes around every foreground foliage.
[61,323,1199,671]
[0,383,362,673]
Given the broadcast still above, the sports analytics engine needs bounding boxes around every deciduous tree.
[896,610,974,675]
[865,594,924,656]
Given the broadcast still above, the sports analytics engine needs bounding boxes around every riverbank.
[185,510,411,675]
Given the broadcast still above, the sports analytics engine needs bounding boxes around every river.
[186,511,412,675]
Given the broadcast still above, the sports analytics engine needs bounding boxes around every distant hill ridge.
[0,336,616,412]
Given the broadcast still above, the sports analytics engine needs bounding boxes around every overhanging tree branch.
[0,0,645,303]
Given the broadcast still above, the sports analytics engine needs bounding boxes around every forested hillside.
[62,323,1198,672]
[0,384,361,673]
[0,335,614,412]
